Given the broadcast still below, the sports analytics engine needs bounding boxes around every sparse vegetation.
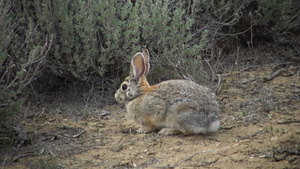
[1,0,299,119]
[0,0,299,168]
[35,157,61,169]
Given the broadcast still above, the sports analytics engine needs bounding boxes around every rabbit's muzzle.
[114,89,125,103]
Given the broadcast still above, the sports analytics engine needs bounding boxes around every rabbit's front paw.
[137,127,155,134]
[158,128,182,135]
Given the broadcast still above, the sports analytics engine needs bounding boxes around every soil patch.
[1,65,300,168]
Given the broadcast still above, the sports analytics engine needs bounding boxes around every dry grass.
[1,60,300,168]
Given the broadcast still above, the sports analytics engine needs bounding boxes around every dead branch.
[263,68,284,82]
[290,84,300,88]
[282,150,300,156]
[216,74,222,94]
[13,152,36,162]
[237,78,256,84]
[62,130,86,138]
[198,158,219,166]
[272,149,300,162]
[272,150,288,162]
[263,65,300,82]
[71,130,87,138]
[174,150,213,167]
[13,149,45,162]
[220,126,235,130]
[289,156,300,163]
[208,136,219,142]
[277,121,300,124]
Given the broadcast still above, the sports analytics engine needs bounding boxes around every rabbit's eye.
[122,84,128,90]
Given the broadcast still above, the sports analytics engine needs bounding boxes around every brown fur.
[115,50,220,135]
[140,76,158,93]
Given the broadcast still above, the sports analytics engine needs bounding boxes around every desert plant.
[1,0,299,118]
[0,0,52,121]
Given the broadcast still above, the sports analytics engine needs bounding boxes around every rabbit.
[115,49,220,135]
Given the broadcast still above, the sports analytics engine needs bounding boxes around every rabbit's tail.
[185,119,220,134]
[207,120,220,133]
[177,112,220,134]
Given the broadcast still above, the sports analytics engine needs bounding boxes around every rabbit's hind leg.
[176,111,213,134]
[177,119,219,134]
[137,125,156,134]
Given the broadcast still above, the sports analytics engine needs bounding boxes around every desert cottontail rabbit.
[115,49,220,135]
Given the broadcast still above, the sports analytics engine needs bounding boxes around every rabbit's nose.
[114,92,119,101]
[115,90,125,103]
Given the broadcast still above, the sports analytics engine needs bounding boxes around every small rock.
[146,151,156,155]
[270,136,278,141]
[255,140,263,143]
[230,153,246,162]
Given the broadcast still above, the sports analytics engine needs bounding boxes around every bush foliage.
[0,0,299,116]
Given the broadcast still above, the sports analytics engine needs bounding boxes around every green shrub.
[0,0,299,118]
[191,0,300,42]
[0,0,52,121]
[16,0,205,83]
[258,0,299,34]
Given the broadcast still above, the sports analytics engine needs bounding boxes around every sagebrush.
[0,0,299,118]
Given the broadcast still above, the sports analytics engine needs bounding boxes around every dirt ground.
[1,63,300,168]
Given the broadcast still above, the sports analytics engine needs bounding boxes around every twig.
[220,126,235,130]
[205,59,215,80]
[263,66,300,82]
[272,150,281,162]
[62,130,86,138]
[39,148,45,155]
[208,136,219,142]
[72,130,87,138]
[289,156,300,163]
[216,74,222,94]
[283,150,300,156]
[277,121,300,124]
[263,68,284,82]
[235,78,256,84]
[112,153,126,168]
[2,153,8,169]
[198,158,219,166]
[272,149,299,162]
[13,152,38,162]
[174,150,213,167]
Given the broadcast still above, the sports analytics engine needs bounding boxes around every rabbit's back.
[126,79,219,133]
[158,80,217,105]
[158,80,218,119]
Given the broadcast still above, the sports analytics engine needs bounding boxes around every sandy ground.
[1,65,300,169]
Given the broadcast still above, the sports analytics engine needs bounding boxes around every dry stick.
[277,120,300,124]
[13,153,37,162]
[2,153,8,169]
[13,148,45,162]
[221,126,235,130]
[62,130,86,138]
[114,153,126,168]
[205,59,215,80]
[216,74,222,94]
[283,150,300,156]
[272,150,291,162]
[272,150,281,162]
[174,150,213,167]
[263,66,299,82]
[236,78,256,84]
[289,156,300,163]
[263,68,284,82]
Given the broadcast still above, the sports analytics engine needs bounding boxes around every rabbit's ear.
[130,52,145,81]
[142,49,150,76]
